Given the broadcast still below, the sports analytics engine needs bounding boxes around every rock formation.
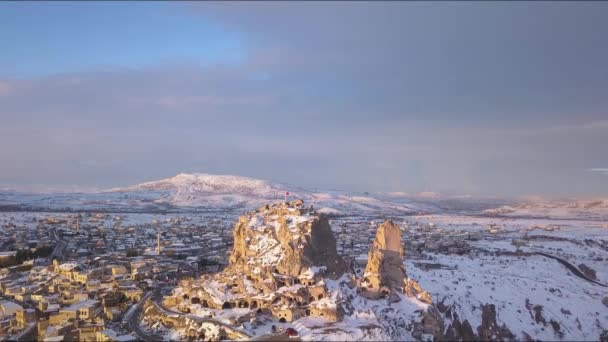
[477,304,516,341]
[361,220,406,291]
[227,199,346,279]
[360,220,431,303]
[148,202,440,341]
[404,278,432,304]
[163,200,346,323]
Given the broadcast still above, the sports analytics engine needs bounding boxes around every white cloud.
[499,119,608,137]
[582,120,608,129]
[589,168,608,175]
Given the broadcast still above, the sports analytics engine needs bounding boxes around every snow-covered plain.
[404,213,608,341]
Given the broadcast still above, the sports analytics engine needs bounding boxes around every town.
[0,201,575,341]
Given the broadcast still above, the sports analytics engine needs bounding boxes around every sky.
[1,1,607,197]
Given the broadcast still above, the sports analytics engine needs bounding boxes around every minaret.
[157,232,161,255]
[76,219,80,233]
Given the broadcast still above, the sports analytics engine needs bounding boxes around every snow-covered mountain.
[0,173,437,215]
[111,173,281,197]
[107,173,450,215]
[106,173,288,208]
[9,172,606,219]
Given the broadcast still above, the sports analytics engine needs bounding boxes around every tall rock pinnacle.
[360,220,407,296]
[360,220,431,303]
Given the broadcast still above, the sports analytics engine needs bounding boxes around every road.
[534,251,608,287]
[126,290,165,341]
[49,225,68,260]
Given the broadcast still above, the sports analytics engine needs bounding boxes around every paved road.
[49,226,68,260]
[126,290,164,341]
[534,251,608,287]
[50,240,66,260]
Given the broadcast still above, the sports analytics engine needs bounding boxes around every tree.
[199,257,220,267]
[16,249,33,263]
[34,245,53,258]
[119,293,128,303]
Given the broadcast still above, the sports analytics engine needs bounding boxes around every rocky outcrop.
[423,300,522,342]
[160,200,345,324]
[431,300,476,341]
[147,201,457,341]
[404,278,432,304]
[416,306,446,339]
[360,220,406,294]
[477,304,516,341]
[445,315,476,342]
[226,199,346,279]
[360,220,431,303]
[578,263,597,280]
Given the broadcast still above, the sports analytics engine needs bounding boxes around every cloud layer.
[1,2,607,196]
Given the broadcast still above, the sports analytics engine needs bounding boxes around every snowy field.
[405,213,608,341]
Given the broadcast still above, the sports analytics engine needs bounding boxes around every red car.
[286,328,299,338]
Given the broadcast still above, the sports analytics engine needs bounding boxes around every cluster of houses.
[0,210,242,341]
[333,217,484,264]
[0,257,137,341]
[1,211,236,262]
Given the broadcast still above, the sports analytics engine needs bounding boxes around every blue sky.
[1,2,607,197]
[0,2,244,77]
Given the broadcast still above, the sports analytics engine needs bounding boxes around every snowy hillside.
[483,199,608,220]
[5,173,603,220]
[111,173,282,198]
[106,173,429,214]
[0,173,432,215]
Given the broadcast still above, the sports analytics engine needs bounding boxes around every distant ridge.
[108,173,285,196]
[7,172,601,219]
